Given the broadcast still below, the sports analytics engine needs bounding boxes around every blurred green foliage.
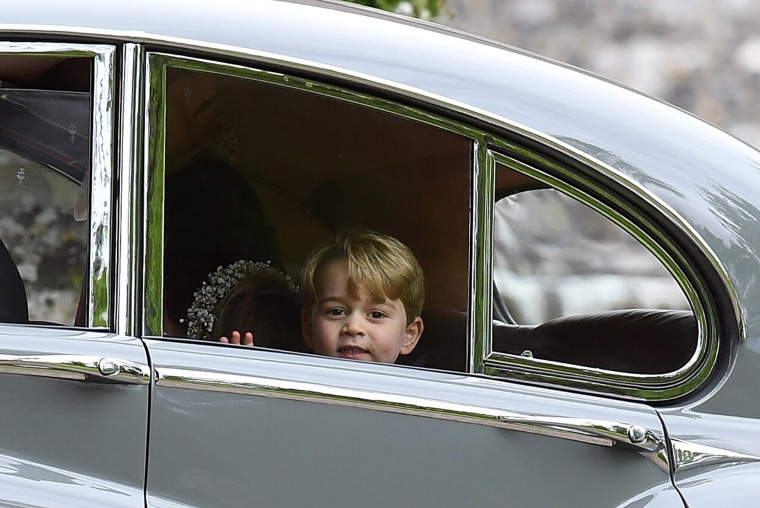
[344,0,446,20]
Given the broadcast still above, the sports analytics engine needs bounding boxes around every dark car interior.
[0,55,698,377]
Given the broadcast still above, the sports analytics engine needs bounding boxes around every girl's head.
[213,270,304,352]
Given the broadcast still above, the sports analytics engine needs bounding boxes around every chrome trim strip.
[89,45,117,328]
[470,142,494,374]
[670,438,760,472]
[0,353,150,384]
[156,366,669,471]
[142,55,168,336]
[113,43,146,337]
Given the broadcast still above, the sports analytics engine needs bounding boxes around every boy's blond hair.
[301,230,424,323]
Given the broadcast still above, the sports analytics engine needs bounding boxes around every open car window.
[0,72,90,326]
[154,61,472,370]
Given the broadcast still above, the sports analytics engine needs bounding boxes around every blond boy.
[300,230,424,363]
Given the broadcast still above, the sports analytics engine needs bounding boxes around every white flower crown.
[184,260,298,340]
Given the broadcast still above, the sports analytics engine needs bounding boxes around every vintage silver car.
[1,0,759,506]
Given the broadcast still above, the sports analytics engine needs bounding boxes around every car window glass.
[159,66,472,370]
[494,188,689,324]
[492,164,696,375]
[0,150,87,323]
[0,60,91,326]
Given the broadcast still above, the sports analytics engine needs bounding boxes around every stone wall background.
[440,0,760,149]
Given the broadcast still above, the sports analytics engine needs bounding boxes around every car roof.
[4,0,760,332]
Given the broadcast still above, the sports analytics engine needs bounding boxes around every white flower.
[185,260,298,340]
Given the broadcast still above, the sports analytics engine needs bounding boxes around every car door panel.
[0,325,150,507]
[145,340,678,508]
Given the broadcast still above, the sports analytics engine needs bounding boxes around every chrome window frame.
[113,43,146,337]
[141,50,718,403]
[0,42,115,329]
[483,145,717,402]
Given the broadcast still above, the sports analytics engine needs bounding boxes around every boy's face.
[302,259,423,363]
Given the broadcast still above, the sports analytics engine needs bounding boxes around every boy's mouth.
[337,345,368,359]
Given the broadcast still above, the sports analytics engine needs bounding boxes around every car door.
[0,43,150,506]
[139,53,684,507]
[144,340,680,508]
[0,329,149,507]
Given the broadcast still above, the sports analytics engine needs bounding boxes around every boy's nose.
[342,313,366,335]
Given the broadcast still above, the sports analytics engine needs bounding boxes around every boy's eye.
[369,311,386,319]
[328,308,346,316]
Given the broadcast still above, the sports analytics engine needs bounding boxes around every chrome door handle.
[0,354,150,384]
[493,414,668,470]
[495,413,663,451]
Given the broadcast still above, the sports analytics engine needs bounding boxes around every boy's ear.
[301,309,314,349]
[400,316,424,355]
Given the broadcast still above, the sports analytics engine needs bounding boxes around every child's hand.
[220,330,254,346]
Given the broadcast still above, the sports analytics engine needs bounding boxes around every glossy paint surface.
[0,326,149,507]
[146,339,670,507]
[4,0,760,505]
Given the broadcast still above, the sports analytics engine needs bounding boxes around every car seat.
[400,307,696,375]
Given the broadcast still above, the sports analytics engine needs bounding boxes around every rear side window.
[494,188,689,324]
[488,160,698,383]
